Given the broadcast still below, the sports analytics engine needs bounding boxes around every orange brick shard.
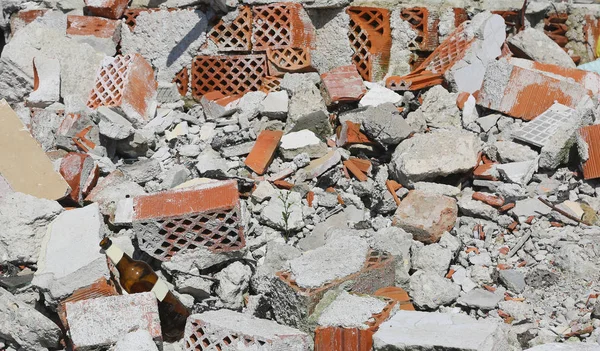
[245,130,284,175]
[472,192,504,208]
[66,15,120,39]
[121,8,156,29]
[87,54,158,126]
[252,3,314,52]
[477,62,591,121]
[267,47,312,76]
[173,66,189,96]
[208,6,253,51]
[59,152,99,206]
[401,7,438,52]
[347,7,392,82]
[544,13,569,48]
[57,278,119,331]
[336,121,373,147]
[191,54,267,98]
[321,65,366,105]
[344,160,368,181]
[453,8,469,27]
[579,124,600,180]
[259,76,282,93]
[133,180,245,261]
[584,15,600,61]
[84,0,128,20]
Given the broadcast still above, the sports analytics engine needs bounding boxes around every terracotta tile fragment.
[499,203,515,212]
[84,0,128,19]
[472,192,504,207]
[244,130,284,175]
[307,191,314,207]
[208,6,252,51]
[321,65,366,105]
[336,121,372,147]
[272,179,294,189]
[66,15,120,39]
[385,180,401,205]
[508,221,518,231]
[343,160,368,182]
[59,152,99,206]
[350,158,372,173]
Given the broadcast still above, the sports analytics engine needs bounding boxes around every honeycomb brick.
[260,76,282,93]
[59,152,100,206]
[66,292,162,350]
[208,6,252,51]
[321,65,366,105]
[133,180,245,262]
[86,54,158,127]
[191,54,267,98]
[184,310,311,351]
[544,12,569,48]
[400,7,438,52]
[84,0,128,20]
[453,8,469,27]
[267,47,312,76]
[244,130,284,175]
[57,278,119,331]
[270,249,395,331]
[314,297,396,351]
[173,66,190,96]
[66,15,120,39]
[252,3,314,52]
[347,6,392,82]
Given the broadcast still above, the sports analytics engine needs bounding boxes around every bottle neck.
[105,244,124,264]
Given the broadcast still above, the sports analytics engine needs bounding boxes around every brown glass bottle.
[99,237,190,341]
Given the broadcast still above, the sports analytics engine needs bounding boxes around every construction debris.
[3,2,600,351]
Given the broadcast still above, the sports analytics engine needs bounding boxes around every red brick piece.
[133,180,245,261]
[400,7,438,52]
[66,15,120,39]
[252,3,314,51]
[347,7,392,82]
[343,160,368,182]
[336,121,372,147]
[579,124,600,180]
[84,0,128,20]
[191,54,267,98]
[245,130,284,175]
[374,286,415,310]
[10,9,48,34]
[260,76,281,93]
[472,192,504,208]
[544,13,569,48]
[59,152,100,206]
[267,47,312,76]
[57,278,119,331]
[87,54,158,127]
[321,65,366,105]
[208,6,253,51]
[173,67,189,96]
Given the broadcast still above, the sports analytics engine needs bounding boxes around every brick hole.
[154,249,165,255]
[167,234,178,240]
[161,242,170,248]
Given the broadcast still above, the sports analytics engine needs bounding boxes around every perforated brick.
[401,7,438,52]
[208,6,252,51]
[122,8,150,29]
[453,8,469,27]
[347,7,392,82]
[67,15,120,39]
[184,310,310,351]
[173,66,189,96]
[84,0,128,20]
[271,249,395,331]
[133,180,245,261]
[260,76,281,93]
[86,54,157,126]
[252,3,313,52]
[544,12,569,48]
[191,54,267,98]
[267,47,311,76]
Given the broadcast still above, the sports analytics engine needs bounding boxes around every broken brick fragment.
[245,130,284,175]
[267,47,312,76]
[336,121,372,147]
[84,0,128,20]
[252,3,314,51]
[173,67,189,96]
[374,286,414,311]
[133,180,245,261]
[57,278,118,331]
[10,9,48,34]
[87,54,158,127]
[473,163,497,181]
[272,179,294,189]
[400,7,438,52]
[499,203,515,212]
[59,152,99,206]
[472,192,504,208]
[343,160,368,182]
[578,124,600,180]
[66,15,120,39]
[321,65,366,105]
[208,6,252,51]
[350,158,372,173]
[191,55,267,98]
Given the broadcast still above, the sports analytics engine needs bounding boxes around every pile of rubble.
[3,0,600,350]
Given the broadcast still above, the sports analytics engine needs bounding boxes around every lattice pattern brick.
[267,47,311,76]
[185,320,268,350]
[86,53,157,126]
[260,76,281,93]
[191,54,267,98]
[347,6,392,82]
[209,6,252,51]
[512,103,577,148]
[417,20,474,75]
[544,13,569,47]
[133,180,245,261]
[173,66,189,96]
[400,7,438,52]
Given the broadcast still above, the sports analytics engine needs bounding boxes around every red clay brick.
[321,65,366,105]
[374,286,415,310]
[499,203,515,212]
[472,192,504,208]
[66,15,120,39]
[84,0,128,20]
[244,130,284,175]
[191,54,267,98]
[59,152,99,206]
[453,8,469,27]
[336,121,372,147]
[544,13,569,48]
[350,158,372,173]
[456,91,470,110]
[343,160,368,182]
[347,7,392,82]
[57,278,118,331]
[579,124,600,180]
[400,7,438,52]
[208,6,253,51]
[307,191,315,207]
[133,180,245,261]
[259,76,282,93]
[86,54,158,126]
[267,47,312,76]
[252,3,314,51]
[272,179,294,189]
[173,66,189,96]
[473,163,497,180]
[386,70,444,91]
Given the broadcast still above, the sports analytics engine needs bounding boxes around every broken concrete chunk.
[97,106,135,140]
[508,28,575,68]
[184,310,311,350]
[66,292,162,350]
[390,130,481,184]
[214,261,252,309]
[261,190,304,231]
[317,291,388,329]
[287,83,331,139]
[297,149,341,180]
[393,190,458,244]
[359,81,402,107]
[408,270,460,309]
[496,158,539,186]
[487,140,539,163]
[362,102,412,146]
[114,330,159,351]
[373,310,511,350]
[0,100,70,200]
[498,269,526,294]
[85,170,146,218]
[32,203,109,305]
[411,243,453,277]
[0,287,61,351]
[0,191,63,263]
[457,288,504,310]
[280,129,328,160]
[120,158,162,184]
[260,90,289,120]
[406,85,462,131]
[27,56,60,108]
